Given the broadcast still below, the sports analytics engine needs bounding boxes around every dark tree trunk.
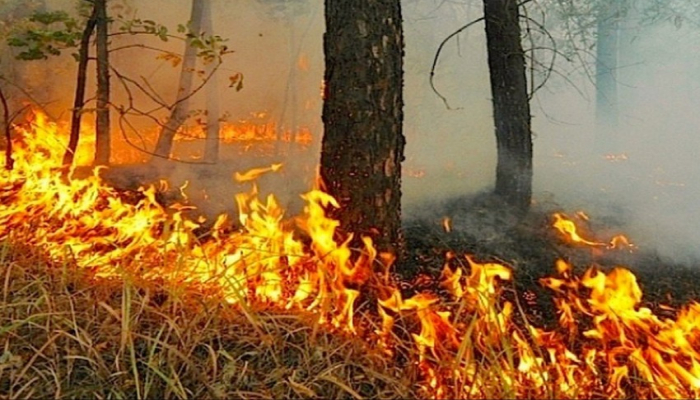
[483,0,533,215]
[595,1,622,155]
[151,0,204,165]
[320,0,406,256]
[201,0,220,163]
[94,0,111,166]
[0,85,11,171]
[62,6,98,167]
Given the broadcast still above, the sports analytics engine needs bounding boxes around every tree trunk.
[287,16,298,156]
[201,0,220,163]
[94,0,111,166]
[151,0,204,165]
[483,0,533,215]
[62,6,98,167]
[320,0,406,256]
[0,85,12,171]
[595,1,622,155]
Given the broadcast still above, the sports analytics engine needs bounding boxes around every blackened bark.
[151,0,204,165]
[595,1,622,154]
[483,0,532,215]
[95,0,111,165]
[0,85,11,170]
[62,6,98,167]
[320,0,406,257]
[201,0,220,163]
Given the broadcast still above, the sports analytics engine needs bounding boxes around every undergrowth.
[0,241,413,399]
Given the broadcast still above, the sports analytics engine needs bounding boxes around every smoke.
[401,0,700,264]
[531,11,700,263]
[5,0,700,262]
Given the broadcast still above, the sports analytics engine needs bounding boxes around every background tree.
[483,0,533,215]
[541,0,700,154]
[319,0,406,256]
[8,1,232,168]
[201,0,220,163]
[94,0,110,165]
[1,85,11,170]
[62,7,96,167]
[150,0,204,166]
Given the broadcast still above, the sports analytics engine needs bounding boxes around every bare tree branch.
[429,16,485,110]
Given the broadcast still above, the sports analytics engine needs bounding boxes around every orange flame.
[1,112,698,399]
[553,212,635,250]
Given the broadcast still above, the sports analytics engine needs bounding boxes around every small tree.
[150,0,204,166]
[0,84,12,170]
[94,0,110,165]
[8,1,233,168]
[543,0,700,154]
[201,0,220,163]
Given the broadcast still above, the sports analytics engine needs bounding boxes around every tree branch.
[429,17,484,110]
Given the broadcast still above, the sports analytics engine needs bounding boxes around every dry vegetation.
[0,242,414,399]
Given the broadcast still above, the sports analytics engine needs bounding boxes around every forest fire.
[66,113,315,165]
[2,113,699,399]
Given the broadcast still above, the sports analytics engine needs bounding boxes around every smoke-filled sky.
[7,0,700,262]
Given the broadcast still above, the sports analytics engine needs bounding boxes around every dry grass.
[3,237,693,399]
[0,241,414,399]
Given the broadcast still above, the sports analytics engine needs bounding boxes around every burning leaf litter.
[1,113,699,398]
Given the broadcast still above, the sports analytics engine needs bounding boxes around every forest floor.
[2,163,700,398]
[90,162,700,331]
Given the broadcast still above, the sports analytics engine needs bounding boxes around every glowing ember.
[1,113,698,399]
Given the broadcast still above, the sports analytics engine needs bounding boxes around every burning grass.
[2,113,700,399]
[0,244,410,399]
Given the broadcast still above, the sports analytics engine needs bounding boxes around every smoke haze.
[5,0,700,262]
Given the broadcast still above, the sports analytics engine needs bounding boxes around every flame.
[553,212,635,250]
[234,163,283,182]
[0,112,370,331]
[1,112,699,399]
[442,217,452,233]
[108,111,314,164]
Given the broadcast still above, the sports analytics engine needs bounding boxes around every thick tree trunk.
[483,0,532,215]
[201,0,220,163]
[595,1,622,155]
[151,0,204,165]
[62,6,98,167]
[320,0,406,256]
[94,0,111,166]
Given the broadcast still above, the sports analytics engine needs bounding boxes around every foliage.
[8,6,232,64]
[6,10,82,60]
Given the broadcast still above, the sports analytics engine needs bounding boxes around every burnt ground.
[402,191,700,327]
[89,163,700,327]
